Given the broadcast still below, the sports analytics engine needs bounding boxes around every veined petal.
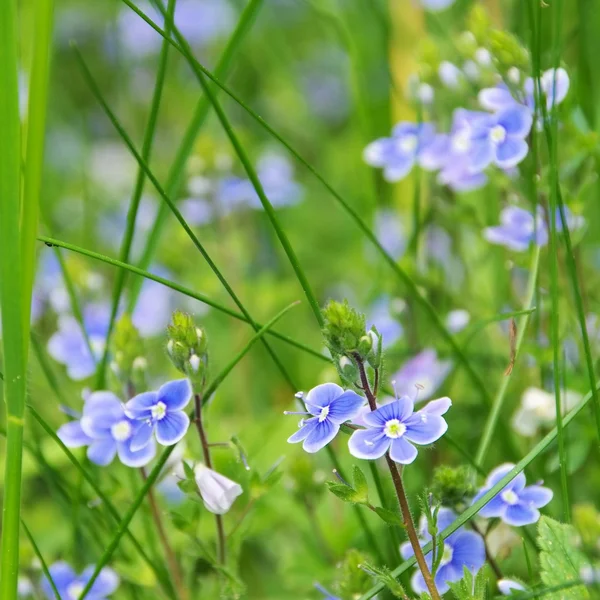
[129,421,155,452]
[518,485,553,508]
[303,419,339,453]
[155,412,190,446]
[494,137,529,169]
[87,439,117,466]
[472,487,506,518]
[117,437,156,468]
[467,139,494,173]
[497,106,533,137]
[503,503,540,526]
[57,421,93,447]
[158,378,192,411]
[420,396,452,416]
[348,428,390,460]
[404,413,448,445]
[124,391,158,419]
[451,530,486,571]
[434,563,461,594]
[487,463,526,491]
[287,417,318,443]
[327,390,365,424]
[389,437,418,464]
[304,383,344,415]
[364,397,413,427]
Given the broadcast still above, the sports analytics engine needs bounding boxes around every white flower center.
[490,124,507,144]
[111,419,132,442]
[398,134,418,154]
[151,401,168,421]
[67,582,85,600]
[451,130,471,153]
[318,406,330,422]
[501,489,519,505]
[384,419,406,439]
[440,543,454,566]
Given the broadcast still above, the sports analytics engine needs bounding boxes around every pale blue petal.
[400,541,413,560]
[410,571,427,595]
[389,437,418,464]
[541,68,569,107]
[487,463,526,491]
[478,86,517,111]
[327,391,365,424]
[483,225,531,252]
[497,106,533,137]
[57,421,93,447]
[304,383,344,415]
[117,437,156,467]
[303,419,339,453]
[287,417,318,443]
[472,487,506,517]
[518,485,553,508]
[404,413,448,445]
[451,530,486,571]
[468,139,494,173]
[155,412,190,446]
[87,439,117,466]
[129,421,155,452]
[43,562,76,595]
[498,579,526,594]
[503,503,540,526]
[81,392,124,436]
[363,138,393,167]
[364,397,413,427]
[420,396,452,416]
[494,137,529,169]
[434,562,461,593]
[348,428,390,459]
[383,155,414,182]
[158,378,192,412]
[124,391,157,419]
[80,566,120,597]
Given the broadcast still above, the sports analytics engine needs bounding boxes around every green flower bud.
[167,311,208,385]
[321,300,367,358]
[489,30,529,71]
[430,465,477,510]
[338,355,359,385]
[466,5,491,44]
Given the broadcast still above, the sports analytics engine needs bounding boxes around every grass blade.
[21,521,61,600]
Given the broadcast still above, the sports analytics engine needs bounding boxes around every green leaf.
[372,507,404,527]
[352,465,369,503]
[537,516,589,599]
[326,482,362,503]
[448,567,488,599]
[358,562,407,599]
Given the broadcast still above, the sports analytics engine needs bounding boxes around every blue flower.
[368,296,404,349]
[363,122,436,182]
[417,0,456,11]
[374,208,406,260]
[41,561,119,600]
[246,152,303,209]
[401,507,485,595]
[484,206,547,251]
[132,265,177,337]
[47,303,110,380]
[348,396,451,464]
[286,383,364,453]
[392,349,452,401]
[124,379,192,449]
[58,391,156,468]
[472,463,553,526]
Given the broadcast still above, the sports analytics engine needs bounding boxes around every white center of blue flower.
[490,125,507,144]
[318,406,330,422]
[384,419,406,439]
[66,582,85,600]
[151,401,167,421]
[398,134,418,154]
[501,489,519,505]
[451,129,471,153]
[440,543,454,566]
[111,419,132,442]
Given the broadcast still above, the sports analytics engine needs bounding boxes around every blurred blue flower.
[125,379,192,449]
[446,309,470,333]
[41,561,119,600]
[58,391,156,467]
[348,396,451,463]
[392,349,452,401]
[363,122,436,182]
[374,208,406,259]
[245,152,303,209]
[401,507,485,594]
[438,61,464,89]
[417,0,457,12]
[472,463,553,526]
[132,265,177,337]
[368,296,404,349]
[286,383,364,453]
[47,303,110,380]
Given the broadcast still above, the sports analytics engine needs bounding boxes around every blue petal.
[450,530,486,572]
[434,507,458,534]
[327,391,365,424]
[541,68,569,108]
[117,438,156,467]
[158,378,192,412]
[287,417,319,443]
[42,562,76,598]
[494,137,529,169]
[80,566,120,598]
[467,139,494,173]
[124,391,158,420]
[383,155,415,182]
[304,383,344,415]
[364,397,413,427]
[483,225,531,252]
[472,487,506,518]
[503,503,540,526]
[129,421,155,452]
[303,419,339,453]
[498,579,526,594]
[518,485,553,508]
[348,428,390,459]
[400,541,413,560]
[496,106,533,137]
[389,437,418,464]
[410,571,428,595]
[155,412,190,446]
[434,562,462,594]
[487,463,526,491]
[478,86,518,111]
[404,413,448,445]
[57,421,93,447]
[87,439,117,466]
[420,397,452,416]
[81,392,124,436]
[363,138,394,167]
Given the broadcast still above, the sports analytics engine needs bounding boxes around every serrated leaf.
[352,465,369,503]
[373,506,404,527]
[326,482,362,503]
[448,567,488,599]
[538,516,589,599]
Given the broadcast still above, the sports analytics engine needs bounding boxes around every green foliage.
[573,503,600,553]
[430,465,477,511]
[111,314,145,384]
[537,516,589,599]
[167,310,208,384]
[355,561,407,599]
[326,466,369,505]
[333,550,373,600]
[448,568,489,600]
[372,507,404,528]
[322,299,367,358]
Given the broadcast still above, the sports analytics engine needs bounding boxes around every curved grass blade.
[475,246,541,466]
[71,45,297,392]
[116,0,493,408]
[21,521,61,600]
[38,235,328,362]
[77,301,300,599]
[96,0,176,389]
[357,383,599,599]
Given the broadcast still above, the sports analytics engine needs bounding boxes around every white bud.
[368,330,379,348]
[463,60,480,81]
[189,354,201,373]
[167,339,174,356]
[132,356,147,371]
[194,464,243,514]
[339,356,353,371]
[417,83,434,105]
[507,67,520,84]
[475,47,492,67]
[439,61,462,89]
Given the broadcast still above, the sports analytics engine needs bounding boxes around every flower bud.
[167,311,208,380]
[194,463,243,514]
[321,300,368,358]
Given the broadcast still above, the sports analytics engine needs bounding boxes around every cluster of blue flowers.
[41,562,118,600]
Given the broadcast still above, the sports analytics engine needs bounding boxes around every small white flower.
[417,83,434,104]
[439,61,463,89]
[133,356,147,371]
[463,60,480,81]
[475,47,492,67]
[189,354,201,373]
[507,67,520,84]
[194,464,243,515]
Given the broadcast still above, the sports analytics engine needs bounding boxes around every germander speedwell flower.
[348,396,451,464]
[286,383,364,453]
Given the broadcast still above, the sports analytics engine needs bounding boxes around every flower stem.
[140,467,187,600]
[194,393,226,564]
[354,356,441,600]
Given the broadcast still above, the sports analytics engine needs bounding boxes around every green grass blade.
[0,0,26,595]
[475,246,541,466]
[39,234,327,362]
[116,0,493,408]
[96,0,175,389]
[21,521,61,600]
[127,0,264,308]
[77,301,300,598]
[71,45,298,391]
[358,382,599,599]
